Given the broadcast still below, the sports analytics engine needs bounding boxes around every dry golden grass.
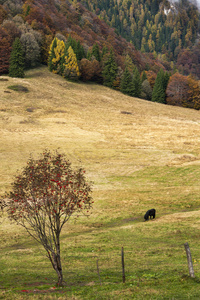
[1,66,200,220]
[1,67,200,299]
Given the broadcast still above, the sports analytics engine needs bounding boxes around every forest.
[0,0,200,109]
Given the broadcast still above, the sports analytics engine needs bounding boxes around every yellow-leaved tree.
[48,38,66,74]
[51,38,66,74]
[63,46,80,80]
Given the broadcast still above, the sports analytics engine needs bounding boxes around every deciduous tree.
[166,72,188,106]
[48,37,57,72]
[141,79,152,100]
[0,27,11,74]
[51,38,66,74]
[5,150,93,286]
[63,46,80,80]
[20,32,40,68]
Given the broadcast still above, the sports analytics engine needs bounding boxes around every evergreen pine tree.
[141,71,147,82]
[102,48,118,88]
[87,50,92,61]
[151,69,166,103]
[132,67,142,98]
[9,38,25,78]
[63,46,80,80]
[75,41,85,61]
[163,72,170,90]
[101,46,108,59]
[120,67,134,96]
[91,43,101,62]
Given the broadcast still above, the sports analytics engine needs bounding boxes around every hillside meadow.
[1,66,200,299]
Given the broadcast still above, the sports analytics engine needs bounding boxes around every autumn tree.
[80,58,102,82]
[63,46,80,80]
[186,76,200,110]
[48,37,57,72]
[5,150,93,286]
[20,32,41,68]
[166,72,188,106]
[51,38,66,74]
[80,58,94,81]
[166,73,200,109]
[2,20,21,44]
[9,37,25,78]
[141,79,152,100]
[0,27,11,74]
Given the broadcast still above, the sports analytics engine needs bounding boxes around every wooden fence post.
[121,247,125,283]
[96,259,102,285]
[184,242,195,278]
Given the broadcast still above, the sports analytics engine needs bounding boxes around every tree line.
[7,33,200,109]
[1,0,200,109]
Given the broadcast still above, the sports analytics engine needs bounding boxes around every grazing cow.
[144,209,156,221]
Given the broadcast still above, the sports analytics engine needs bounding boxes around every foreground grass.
[1,213,200,299]
[1,67,200,298]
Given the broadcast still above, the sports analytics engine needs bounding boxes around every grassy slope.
[1,67,200,299]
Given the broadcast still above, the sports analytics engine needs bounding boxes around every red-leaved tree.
[5,150,93,286]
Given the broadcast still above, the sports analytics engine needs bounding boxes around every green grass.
[1,210,200,299]
[1,67,200,299]
[7,85,29,92]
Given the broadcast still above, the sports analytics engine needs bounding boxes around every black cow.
[144,209,156,221]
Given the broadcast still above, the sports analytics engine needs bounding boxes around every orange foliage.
[166,73,200,109]
[0,28,11,74]
[166,73,188,107]
[146,70,157,89]
[80,58,102,82]
[0,5,7,24]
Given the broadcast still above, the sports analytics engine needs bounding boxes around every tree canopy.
[5,150,93,286]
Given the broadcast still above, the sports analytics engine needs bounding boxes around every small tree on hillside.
[5,150,93,286]
[91,43,101,62]
[51,38,66,74]
[151,69,169,104]
[120,67,134,96]
[48,37,57,72]
[9,37,24,78]
[63,46,80,80]
[102,47,118,88]
[132,67,142,98]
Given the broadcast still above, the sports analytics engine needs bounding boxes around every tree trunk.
[53,252,63,286]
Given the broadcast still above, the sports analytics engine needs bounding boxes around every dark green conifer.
[102,48,118,88]
[91,43,101,61]
[141,71,147,82]
[151,69,166,103]
[101,46,108,59]
[120,67,134,96]
[9,38,25,78]
[132,67,142,98]
[75,41,85,61]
